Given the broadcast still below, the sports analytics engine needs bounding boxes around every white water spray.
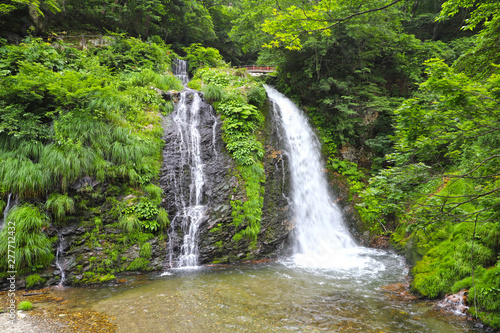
[266,85,384,271]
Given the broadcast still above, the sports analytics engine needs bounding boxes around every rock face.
[160,93,292,265]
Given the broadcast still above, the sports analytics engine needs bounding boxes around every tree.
[262,0,404,50]
[439,0,500,30]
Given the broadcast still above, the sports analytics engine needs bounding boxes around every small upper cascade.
[172,59,189,85]
[265,85,383,271]
[55,232,67,287]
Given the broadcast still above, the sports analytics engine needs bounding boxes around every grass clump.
[46,193,75,224]
[25,274,46,288]
[18,301,32,311]
[144,184,163,206]
[118,215,141,234]
[127,258,150,271]
[140,242,152,259]
[202,83,222,103]
[0,204,53,275]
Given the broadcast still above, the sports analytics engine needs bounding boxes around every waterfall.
[172,59,189,85]
[169,89,206,267]
[265,85,382,270]
[0,193,13,230]
[164,86,208,268]
[55,232,66,286]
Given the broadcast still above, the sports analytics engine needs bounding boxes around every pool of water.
[50,250,484,332]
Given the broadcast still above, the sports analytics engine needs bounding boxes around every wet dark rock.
[70,176,99,191]
[160,94,292,265]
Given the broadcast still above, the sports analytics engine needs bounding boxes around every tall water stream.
[49,84,484,332]
[163,60,211,268]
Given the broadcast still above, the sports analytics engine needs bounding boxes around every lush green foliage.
[182,43,225,73]
[0,37,179,276]
[355,2,500,327]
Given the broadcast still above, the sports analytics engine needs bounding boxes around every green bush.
[247,85,267,108]
[144,184,163,206]
[202,83,223,103]
[182,43,225,73]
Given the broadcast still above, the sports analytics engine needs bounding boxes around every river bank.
[0,288,115,332]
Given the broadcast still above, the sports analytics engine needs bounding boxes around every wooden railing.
[239,65,276,72]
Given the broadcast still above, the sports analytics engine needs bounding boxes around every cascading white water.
[211,114,218,159]
[166,90,207,268]
[55,233,66,287]
[265,85,384,271]
[173,59,189,85]
[0,193,13,231]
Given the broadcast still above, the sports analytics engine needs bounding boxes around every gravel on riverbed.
[0,312,56,333]
[0,288,116,332]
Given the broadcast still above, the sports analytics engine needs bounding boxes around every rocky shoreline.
[0,288,116,332]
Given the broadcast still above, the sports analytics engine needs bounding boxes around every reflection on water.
[51,253,484,333]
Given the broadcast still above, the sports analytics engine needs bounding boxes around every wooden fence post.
[80,34,86,50]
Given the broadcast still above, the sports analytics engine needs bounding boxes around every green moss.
[77,271,116,285]
[210,223,222,233]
